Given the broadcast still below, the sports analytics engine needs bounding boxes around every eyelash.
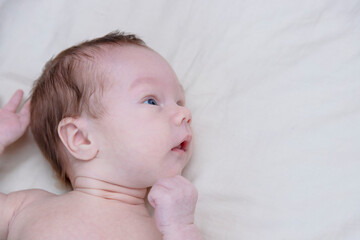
[142,96,185,107]
[144,98,158,105]
[143,96,159,106]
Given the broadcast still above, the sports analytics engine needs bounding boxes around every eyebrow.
[129,77,155,90]
[130,77,185,95]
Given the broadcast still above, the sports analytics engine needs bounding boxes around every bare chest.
[7,199,161,240]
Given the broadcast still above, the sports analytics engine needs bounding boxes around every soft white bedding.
[1,0,359,239]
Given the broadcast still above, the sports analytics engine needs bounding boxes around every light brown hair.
[30,31,148,187]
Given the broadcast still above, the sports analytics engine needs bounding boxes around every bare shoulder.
[2,189,55,211]
[0,189,55,239]
[6,188,54,201]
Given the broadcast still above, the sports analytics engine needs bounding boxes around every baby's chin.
[157,168,183,181]
[140,165,186,187]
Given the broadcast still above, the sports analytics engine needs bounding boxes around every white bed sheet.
[1,0,360,239]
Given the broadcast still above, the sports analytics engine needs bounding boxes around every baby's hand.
[148,175,200,238]
[0,90,30,153]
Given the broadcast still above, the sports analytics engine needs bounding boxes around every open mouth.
[171,135,192,153]
[172,141,188,152]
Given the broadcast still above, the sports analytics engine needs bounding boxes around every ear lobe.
[58,117,98,161]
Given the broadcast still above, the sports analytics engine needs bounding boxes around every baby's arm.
[148,175,203,240]
[0,90,33,238]
[0,89,30,155]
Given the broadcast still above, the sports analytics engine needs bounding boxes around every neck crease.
[73,176,147,205]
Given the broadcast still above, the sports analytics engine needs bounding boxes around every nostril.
[174,105,192,126]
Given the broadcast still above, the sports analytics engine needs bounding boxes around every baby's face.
[89,46,193,188]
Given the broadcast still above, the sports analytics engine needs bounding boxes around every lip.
[171,134,192,153]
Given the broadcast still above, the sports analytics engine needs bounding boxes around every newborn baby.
[0,31,202,240]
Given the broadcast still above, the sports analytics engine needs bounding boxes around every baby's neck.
[72,176,147,205]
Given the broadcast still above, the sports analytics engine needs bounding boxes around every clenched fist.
[148,175,200,237]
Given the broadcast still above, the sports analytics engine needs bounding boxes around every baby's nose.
[174,106,192,126]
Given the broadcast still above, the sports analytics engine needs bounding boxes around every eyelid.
[142,95,159,104]
[141,94,186,108]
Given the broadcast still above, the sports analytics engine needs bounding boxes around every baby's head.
[30,31,193,188]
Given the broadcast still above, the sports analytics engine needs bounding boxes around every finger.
[3,89,24,112]
[148,184,169,207]
[175,175,193,186]
[155,176,183,189]
[147,193,156,208]
[148,187,160,208]
[19,100,31,130]
[161,175,190,190]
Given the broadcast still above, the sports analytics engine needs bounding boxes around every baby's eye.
[144,98,158,106]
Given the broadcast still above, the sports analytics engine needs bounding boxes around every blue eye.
[144,98,158,105]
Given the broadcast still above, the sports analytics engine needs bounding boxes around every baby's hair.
[30,31,148,187]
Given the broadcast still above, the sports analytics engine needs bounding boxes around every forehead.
[99,45,182,90]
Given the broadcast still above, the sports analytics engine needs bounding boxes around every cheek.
[133,129,169,157]
[97,110,172,159]
[114,121,170,158]
[132,115,171,148]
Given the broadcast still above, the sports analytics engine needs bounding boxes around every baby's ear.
[57,117,98,161]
